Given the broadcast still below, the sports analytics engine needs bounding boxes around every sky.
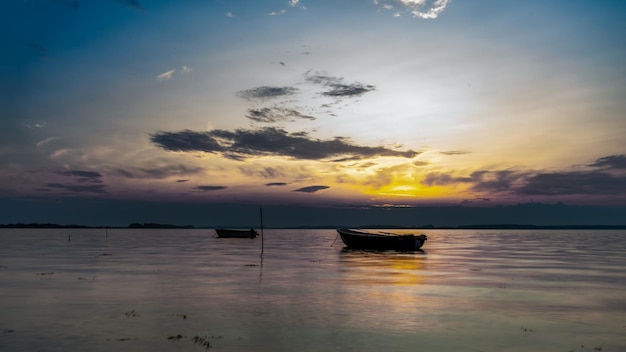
[1,0,626,226]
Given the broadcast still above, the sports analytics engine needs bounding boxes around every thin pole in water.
[260,207,264,258]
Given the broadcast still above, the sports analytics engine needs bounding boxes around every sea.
[0,228,625,352]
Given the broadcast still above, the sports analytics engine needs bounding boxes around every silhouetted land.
[1,223,625,229]
[0,223,194,229]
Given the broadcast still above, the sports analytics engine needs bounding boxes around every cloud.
[58,170,104,184]
[266,182,288,187]
[239,166,287,179]
[157,69,176,81]
[422,170,526,193]
[440,150,470,156]
[193,185,227,191]
[24,121,47,129]
[116,165,204,179]
[377,0,451,19]
[225,12,234,18]
[176,179,190,183]
[237,86,299,101]
[36,137,58,147]
[150,127,419,161]
[156,66,193,81]
[304,71,375,98]
[288,0,299,6]
[246,107,315,123]
[516,172,626,196]
[421,154,626,198]
[589,155,626,169]
[293,185,329,193]
[44,183,107,193]
[268,9,287,16]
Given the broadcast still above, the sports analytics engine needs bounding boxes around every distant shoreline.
[1,223,625,230]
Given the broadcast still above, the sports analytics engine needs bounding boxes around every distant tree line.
[0,223,195,229]
[127,223,195,229]
[0,223,91,228]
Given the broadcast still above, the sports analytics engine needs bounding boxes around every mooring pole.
[260,207,264,258]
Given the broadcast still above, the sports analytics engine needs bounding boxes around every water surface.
[1,229,624,351]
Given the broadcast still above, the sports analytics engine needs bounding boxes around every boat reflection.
[338,248,427,286]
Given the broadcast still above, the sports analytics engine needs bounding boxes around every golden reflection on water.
[338,249,427,286]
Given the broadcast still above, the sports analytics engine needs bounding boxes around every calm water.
[1,229,625,352]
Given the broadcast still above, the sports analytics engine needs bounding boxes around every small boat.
[337,228,427,250]
[215,228,259,238]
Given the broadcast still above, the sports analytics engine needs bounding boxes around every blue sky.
[1,0,626,226]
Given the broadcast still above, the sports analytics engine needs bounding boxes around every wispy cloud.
[237,86,299,101]
[440,150,470,156]
[268,9,287,16]
[239,166,287,179]
[156,66,192,81]
[266,182,288,187]
[44,183,107,193]
[304,71,376,98]
[225,12,234,18]
[157,69,176,81]
[377,0,451,19]
[589,155,626,170]
[36,137,58,147]
[41,169,107,194]
[193,185,227,192]
[58,170,103,181]
[24,121,47,129]
[293,185,329,193]
[246,107,315,123]
[151,127,419,161]
[116,164,204,179]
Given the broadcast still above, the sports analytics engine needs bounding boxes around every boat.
[337,228,427,250]
[215,228,259,238]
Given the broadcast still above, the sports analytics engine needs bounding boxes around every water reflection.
[338,249,427,286]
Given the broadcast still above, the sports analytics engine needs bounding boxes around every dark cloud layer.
[517,171,626,196]
[58,170,103,180]
[422,154,626,198]
[304,71,375,97]
[237,86,299,101]
[589,155,626,169]
[193,185,227,191]
[116,165,204,179]
[151,127,418,161]
[38,169,107,194]
[266,182,288,187]
[44,183,107,193]
[246,107,315,123]
[293,185,329,193]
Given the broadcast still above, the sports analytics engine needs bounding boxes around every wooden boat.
[337,228,427,250]
[215,228,259,238]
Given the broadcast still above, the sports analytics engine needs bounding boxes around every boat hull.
[215,229,258,238]
[337,228,426,250]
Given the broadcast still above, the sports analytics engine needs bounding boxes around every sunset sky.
[1,0,625,226]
